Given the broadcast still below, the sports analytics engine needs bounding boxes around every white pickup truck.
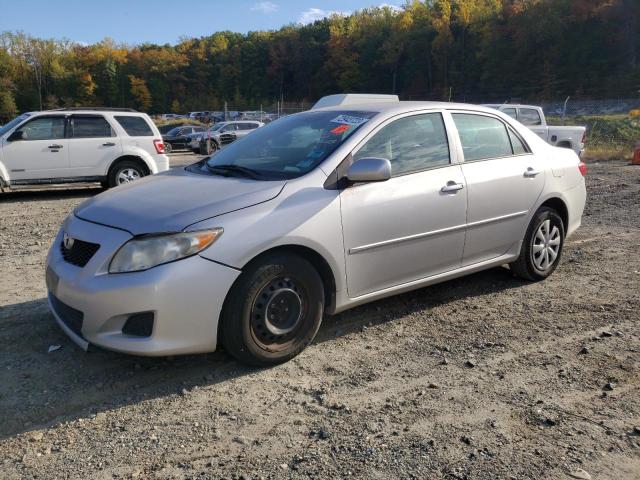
[484,104,586,157]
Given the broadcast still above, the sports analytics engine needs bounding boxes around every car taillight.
[578,161,587,176]
[581,131,587,145]
[153,139,165,154]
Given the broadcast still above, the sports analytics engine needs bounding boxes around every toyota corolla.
[46,95,587,365]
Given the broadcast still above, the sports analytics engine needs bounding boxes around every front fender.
[190,170,347,302]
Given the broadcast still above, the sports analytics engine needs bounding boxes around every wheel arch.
[539,196,569,230]
[239,244,338,314]
[107,155,151,179]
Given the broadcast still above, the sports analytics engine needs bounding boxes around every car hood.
[74,168,286,235]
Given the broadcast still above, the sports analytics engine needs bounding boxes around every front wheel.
[509,207,565,281]
[220,253,324,366]
[200,139,217,156]
[164,142,173,153]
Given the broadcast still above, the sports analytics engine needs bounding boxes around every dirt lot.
[0,154,639,480]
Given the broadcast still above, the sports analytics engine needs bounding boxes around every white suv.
[0,108,169,190]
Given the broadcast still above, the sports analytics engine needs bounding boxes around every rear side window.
[354,113,450,176]
[452,113,513,161]
[238,123,258,131]
[114,116,154,136]
[519,108,542,126]
[502,108,517,120]
[71,116,113,138]
[508,129,529,155]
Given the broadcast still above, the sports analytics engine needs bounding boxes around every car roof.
[483,104,540,109]
[310,101,503,116]
[31,108,143,116]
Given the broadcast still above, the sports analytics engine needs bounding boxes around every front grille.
[60,238,100,267]
[49,294,84,337]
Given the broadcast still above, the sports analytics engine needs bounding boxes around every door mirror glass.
[7,130,25,141]
[347,157,392,183]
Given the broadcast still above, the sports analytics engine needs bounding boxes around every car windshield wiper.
[206,163,262,179]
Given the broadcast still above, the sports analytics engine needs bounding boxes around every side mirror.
[347,157,391,183]
[7,130,25,141]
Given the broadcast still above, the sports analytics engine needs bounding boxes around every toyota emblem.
[63,232,75,250]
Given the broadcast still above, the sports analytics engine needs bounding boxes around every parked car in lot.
[195,120,264,154]
[0,108,169,190]
[483,104,586,156]
[162,125,206,152]
[46,95,586,366]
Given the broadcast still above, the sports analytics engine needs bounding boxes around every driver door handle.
[102,142,116,147]
[48,144,63,149]
[441,181,464,193]
[524,167,541,177]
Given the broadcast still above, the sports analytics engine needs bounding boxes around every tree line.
[0,0,638,121]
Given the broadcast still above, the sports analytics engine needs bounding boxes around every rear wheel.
[509,207,565,281]
[220,253,324,366]
[108,160,147,188]
[164,142,173,153]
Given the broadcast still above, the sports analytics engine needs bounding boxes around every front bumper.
[46,215,240,356]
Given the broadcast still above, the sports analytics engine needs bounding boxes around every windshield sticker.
[330,114,370,127]
[306,149,325,159]
[330,124,350,135]
[296,159,315,169]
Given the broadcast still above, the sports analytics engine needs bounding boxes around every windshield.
[0,113,30,137]
[165,127,182,136]
[194,110,376,180]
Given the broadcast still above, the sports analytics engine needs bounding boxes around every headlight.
[109,229,223,273]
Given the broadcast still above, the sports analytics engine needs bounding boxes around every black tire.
[164,142,173,153]
[107,160,146,188]
[509,207,565,281]
[220,253,324,366]
[199,139,217,156]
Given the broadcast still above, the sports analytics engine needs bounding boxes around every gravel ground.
[0,154,639,480]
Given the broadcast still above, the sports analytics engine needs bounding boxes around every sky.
[0,0,403,45]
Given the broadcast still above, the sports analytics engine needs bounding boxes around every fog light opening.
[122,312,154,337]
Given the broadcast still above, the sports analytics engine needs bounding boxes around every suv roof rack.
[50,107,139,112]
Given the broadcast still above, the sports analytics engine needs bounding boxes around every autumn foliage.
[0,0,637,121]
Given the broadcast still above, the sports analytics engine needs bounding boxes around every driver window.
[353,113,450,176]
[19,116,65,140]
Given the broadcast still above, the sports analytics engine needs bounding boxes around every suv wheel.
[509,207,565,281]
[108,161,146,188]
[220,253,324,366]
[164,142,172,153]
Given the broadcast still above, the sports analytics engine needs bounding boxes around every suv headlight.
[109,229,223,273]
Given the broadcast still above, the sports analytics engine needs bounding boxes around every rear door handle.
[48,144,63,149]
[441,181,464,193]
[102,142,116,147]
[524,167,541,177]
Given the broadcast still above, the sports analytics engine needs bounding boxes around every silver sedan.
[46,97,586,365]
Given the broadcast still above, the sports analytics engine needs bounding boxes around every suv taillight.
[581,131,587,145]
[578,161,587,176]
[153,139,165,154]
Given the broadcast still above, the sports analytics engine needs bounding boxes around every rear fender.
[108,147,159,175]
